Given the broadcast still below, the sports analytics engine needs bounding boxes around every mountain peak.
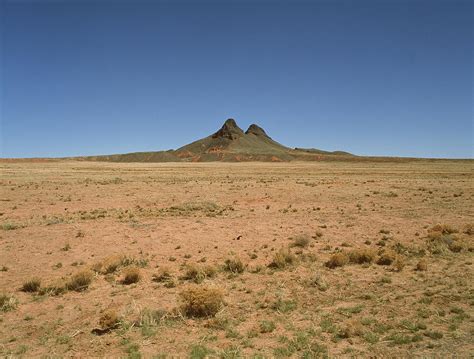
[212,118,244,140]
[245,124,270,138]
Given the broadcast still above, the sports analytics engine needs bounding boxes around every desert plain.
[0,160,473,357]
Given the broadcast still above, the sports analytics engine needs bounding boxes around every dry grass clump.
[291,235,311,248]
[325,252,349,269]
[223,257,245,274]
[393,256,405,272]
[21,278,41,293]
[348,249,376,264]
[179,285,224,318]
[121,267,141,285]
[416,259,428,271]
[92,254,148,274]
[463,223,473,235]
[429,224,458,235]
[152,267,173,282]
[66,269,94,291]
[39,282,66,296]
[268,247,296,269]
[182,264,216,283]
[337,320,364,339]
[98,310,120,331]
[426,231,464,254]
[376,250,397,265]
[0,293,19,312]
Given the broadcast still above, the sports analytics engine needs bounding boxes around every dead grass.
[291,235,311,248]
[182,264,217,283]
[65,269,94,291]
[179,285,224,318]
[121,267,141,285]
[223,257,245,274]
[376,250,397,266]
[21,278,41,293]
[348,248,376,264]
[0,293,19,312]
[325,252,349,268]
[429,224,458,235]
[268,247,296,269]
[416,259,428,271]
[98,310,120,331]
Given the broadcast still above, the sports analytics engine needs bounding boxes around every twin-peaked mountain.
[83,118,352,162]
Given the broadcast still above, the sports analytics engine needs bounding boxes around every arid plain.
[0,160,473,357]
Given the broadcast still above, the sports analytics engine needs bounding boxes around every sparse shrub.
[224,257,245,274]
[348,249,376,264]
[179,285,224,318]
[0,293,19,312]
[416,259,428,271]
[182,264,216,283]
[21,278,41,293]
[268,247,296,269]
[66,270,93,291]
[122,267,141,285]
[291,235,310,248]
[325,252,349,269]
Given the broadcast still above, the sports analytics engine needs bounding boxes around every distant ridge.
[81,118,355,162]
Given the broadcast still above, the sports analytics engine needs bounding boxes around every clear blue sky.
[1,0,472,158]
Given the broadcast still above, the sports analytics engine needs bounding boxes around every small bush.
[66,270,93,291]
[179,285,224,318]
[348,249,376,264]
[122,267,141,285]
[325,252,349,269]
[224,257,245,274]
[268,247,296,269]
[182,264,216,283]
[0,293,19,312]
[21,278,41,293]
[291,235,310,248]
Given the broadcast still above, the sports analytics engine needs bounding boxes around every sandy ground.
[0,160,473,358]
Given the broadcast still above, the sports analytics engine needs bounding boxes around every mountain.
[82,118,354,162]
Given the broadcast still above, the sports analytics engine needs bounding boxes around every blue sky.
[1,0,472,158]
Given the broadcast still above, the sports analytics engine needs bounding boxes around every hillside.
[81,119,353,162]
